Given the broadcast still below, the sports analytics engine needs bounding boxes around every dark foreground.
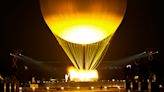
[20,87,164,92]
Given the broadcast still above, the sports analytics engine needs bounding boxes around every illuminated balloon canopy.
[40,0,127,73]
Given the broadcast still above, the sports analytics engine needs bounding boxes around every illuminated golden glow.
[68,66,98,82]
[60,25,104,44]
[40,0,127,80]
[45,14,120,44]
[56,36,111,70]
[134,76,139,79]
[40,0,127,44]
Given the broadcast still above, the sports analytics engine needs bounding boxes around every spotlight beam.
[20,55,42,64]
[103,51,149,65]
[12,54,60,73]
[10,53,25,61]
[11,50,159,65]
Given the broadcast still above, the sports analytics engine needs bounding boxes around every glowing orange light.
[40,0,127,44]
[68,66,98,82]
[40,0,127,81]
[45,15,119,44]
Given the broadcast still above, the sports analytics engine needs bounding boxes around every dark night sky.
[0,0,162,80]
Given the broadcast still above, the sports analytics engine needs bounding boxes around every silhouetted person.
[126,80,131,90]
[141,79,148,91]
[133,80,138,91]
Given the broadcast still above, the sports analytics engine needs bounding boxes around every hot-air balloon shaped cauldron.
[40,0,127,82]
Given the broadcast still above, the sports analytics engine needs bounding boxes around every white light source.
[90,86,94,90]
[19,87,22,90]
[112,79,115,82]
[46,87,50,90]
[24,66,28,70]
[103,86,107,89]
[159,84,162,88]
[117,85,121,90]
[10,53,13,56]
[32,87,35,91]
[126,64,131,68]
[19,87,23,92]
[61,87,64,90]
[76,86,80,89]
[19,53,22,56]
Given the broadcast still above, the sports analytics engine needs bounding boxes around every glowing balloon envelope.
[40,0,127,71]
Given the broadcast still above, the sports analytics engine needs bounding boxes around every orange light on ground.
[68,66,98,82]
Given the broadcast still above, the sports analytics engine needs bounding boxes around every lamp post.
[10,49,22,92]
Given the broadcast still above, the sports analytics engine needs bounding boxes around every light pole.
[10,49,22,92]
